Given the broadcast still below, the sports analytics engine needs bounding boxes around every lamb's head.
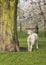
[27,30,33,35]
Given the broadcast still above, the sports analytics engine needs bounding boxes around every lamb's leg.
[36,40,39,49]
[30,40,35,52]
[30,44,33,52]
[28,42,30,52]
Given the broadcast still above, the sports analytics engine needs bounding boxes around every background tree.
[38,1,46,35]
[20,22,22,32]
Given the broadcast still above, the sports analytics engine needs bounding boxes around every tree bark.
[0,0,20,52]
[38,1,46,35]
[20,22,22,32]
[13,0,20,52]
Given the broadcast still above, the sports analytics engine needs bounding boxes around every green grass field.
[0,31,46,65]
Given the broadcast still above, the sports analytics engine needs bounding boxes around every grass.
[0,31,46,65]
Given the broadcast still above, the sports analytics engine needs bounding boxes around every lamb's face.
[27,30,33,35]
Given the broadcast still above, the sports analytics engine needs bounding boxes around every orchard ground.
[0,31,46,65]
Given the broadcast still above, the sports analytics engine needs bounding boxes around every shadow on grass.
[20,41,46,52]
[39,40,46,49]
[39,40,46,43]
[20,47,28,52]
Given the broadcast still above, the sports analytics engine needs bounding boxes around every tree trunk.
[44,20,46,35]
[13,0,20,51]
[20,22,22,32]
[0,0,20,52]
[38,1,46,35]
[0,1,4,51]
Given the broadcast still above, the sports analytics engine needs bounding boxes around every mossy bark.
[0,0,20,52]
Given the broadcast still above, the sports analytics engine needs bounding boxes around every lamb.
[27,30,38,52]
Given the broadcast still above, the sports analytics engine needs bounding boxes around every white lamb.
[27,30,38,52]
